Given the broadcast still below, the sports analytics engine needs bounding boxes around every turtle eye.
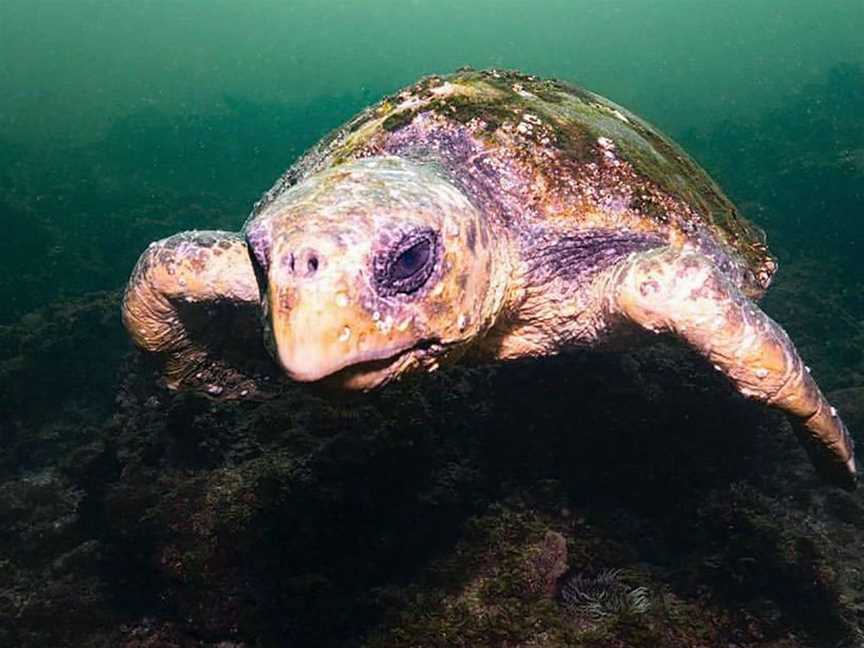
[374,229,438,296]
[391,239,432,280]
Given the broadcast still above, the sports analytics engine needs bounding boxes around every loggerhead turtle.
[122,68,857,489]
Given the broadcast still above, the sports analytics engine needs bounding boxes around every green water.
[1,2,864,646]
[1,0,862,321]
[3,1,861,146]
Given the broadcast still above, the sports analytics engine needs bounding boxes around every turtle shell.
[252,68,776,298]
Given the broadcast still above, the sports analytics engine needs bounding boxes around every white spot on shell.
[597,136,615,150]
[429,81,458,97]
[372,311,381,321]
[240,389,249,397]
[511,83,536,99]
[611,109,630,123]
[206,384,223,396]
[339,326,351,342]
[805,365,811,373]
[336,293,349,308]
[755,368,769,379]
[458,314,468,331]
[830,406,838,417]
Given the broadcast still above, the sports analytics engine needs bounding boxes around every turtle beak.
[270,294,352,383]
[268,242,353,382]
[267,239,418,386]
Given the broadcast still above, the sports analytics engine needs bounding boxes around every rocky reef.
[0,273,863,647]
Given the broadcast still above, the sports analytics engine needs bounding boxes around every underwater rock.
[0,290,126,456]
[3,292,864,647]
[116,618,252,648]
[0,470,84,562]
[527,530,569,598]
[0,348,858,646]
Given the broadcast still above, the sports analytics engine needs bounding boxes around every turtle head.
[245,156,509,390]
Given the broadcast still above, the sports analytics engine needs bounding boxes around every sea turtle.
[122,68,857,489]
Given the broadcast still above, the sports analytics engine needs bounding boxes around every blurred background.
[1,0,862,322]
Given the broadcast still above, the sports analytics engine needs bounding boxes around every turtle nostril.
[295,247,323,278]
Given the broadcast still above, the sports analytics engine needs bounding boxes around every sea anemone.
[559,568,651,618]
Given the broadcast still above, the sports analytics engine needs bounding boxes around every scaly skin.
[121,69,856,488]
[605,247,856,489]
[122,231,277,398]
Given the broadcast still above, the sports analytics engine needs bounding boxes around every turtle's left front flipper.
[122,230,280,399]
[605,247,857,490]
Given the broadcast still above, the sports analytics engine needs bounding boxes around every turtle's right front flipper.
[605,247,857,490]
[122,231,280,399]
